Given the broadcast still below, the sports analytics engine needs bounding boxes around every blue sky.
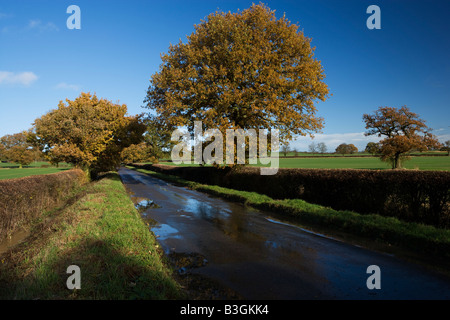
[1,0,449,151]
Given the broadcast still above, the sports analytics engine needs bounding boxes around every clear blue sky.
[1,0,449,151]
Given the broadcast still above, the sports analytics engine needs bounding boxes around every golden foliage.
[145,3,329,145]
[0,131,35,167]
[32,92,146,174]
[363,106,440,168]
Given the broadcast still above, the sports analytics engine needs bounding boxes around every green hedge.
[137,164,450,229]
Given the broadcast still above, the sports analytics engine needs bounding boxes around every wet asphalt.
[118,167,450,300]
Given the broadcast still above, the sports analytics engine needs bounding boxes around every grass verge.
[128,166,450,265]
[0,172,184,299]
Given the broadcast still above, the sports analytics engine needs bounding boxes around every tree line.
[1,4,447,175]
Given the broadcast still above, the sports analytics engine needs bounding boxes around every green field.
[0,162,72,180]
[269,155,450,170]
[160,155,450,171]
[279,151,448,157]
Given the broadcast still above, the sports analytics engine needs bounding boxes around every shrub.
[0,169,87,240]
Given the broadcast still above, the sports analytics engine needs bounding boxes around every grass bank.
[0,172,184,299]
[128,166,450,265]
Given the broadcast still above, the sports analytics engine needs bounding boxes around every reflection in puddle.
[184,198,231,221]
[265,240,279,249]
[153,224,181,241]
[132,197,161,213]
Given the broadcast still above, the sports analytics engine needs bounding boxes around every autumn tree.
[121,143,151,163]
[0,132,35,168]
[347,144,358,154]
[31,93,146,177]
[335,143,357,155]
[335,143,345,155]
[121,122,172,164]
[363,106,440,169]
[144,3,329,164]
[0,143,5,161]
[144,116,177,160]
[365,142,380,155]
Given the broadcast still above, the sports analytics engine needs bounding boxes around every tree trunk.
[393,153,401,169]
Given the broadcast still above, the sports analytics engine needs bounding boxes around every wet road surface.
[118,167,450,300]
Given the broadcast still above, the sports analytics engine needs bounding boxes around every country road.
[118,167,450,300]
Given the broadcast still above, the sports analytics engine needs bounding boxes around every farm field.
[279,151,448,157]
[0,162,71,180]
[159,155,450,171]
[268,155,450,170]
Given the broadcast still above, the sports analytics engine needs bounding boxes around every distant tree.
[363,106,440,169]
[121,143,150,164]
[144,3,330,165]
[0,131,35,168]
[144,117,175,161]
[335,143,358,155]
[281,144,290,157]
[365,142,381,155]
[347,144,358,154]
[308,142,317,154]
[335,143,348,155]
[335,143,345,155]
[441,140,450,156]
[317,142,327,154]
[31,92,146,177]
[0,143,5,161]
[292,148,299,157]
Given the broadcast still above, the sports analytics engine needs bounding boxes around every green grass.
[0,172,183,299]
[0,161,50,168]
[159,155,450,171]
[278,151,447,157]
[0,162,72,180]
[0,167,72,180]
[129,166,450,263]
[268,156,450,170]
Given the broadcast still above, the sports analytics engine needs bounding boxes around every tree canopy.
[365,142,380,155]
[31,92,146,176]
[144,3,329,158]
[335,143,358,155]
[0,131,36,168]
[441,140,450,156]
[363,106,440,168]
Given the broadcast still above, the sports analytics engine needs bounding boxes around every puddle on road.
[152,223,182,241]
[132,196,161,213]
[168,252,209,275]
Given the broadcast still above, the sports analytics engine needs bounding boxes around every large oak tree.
[31,93,146,177]
[144,3,329,161]
[363,106,440,169]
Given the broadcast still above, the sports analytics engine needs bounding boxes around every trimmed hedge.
[0,169,87,240]
[136,164,450,229]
